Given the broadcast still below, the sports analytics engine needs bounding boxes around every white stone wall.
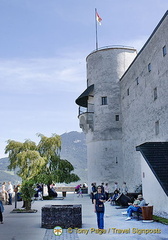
[141,156,168,218]
[120,15,168,192]
[86,137,123,187]
[86,47,136,188]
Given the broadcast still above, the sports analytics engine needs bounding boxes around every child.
[0,200,4,224]
[77,186,83,197]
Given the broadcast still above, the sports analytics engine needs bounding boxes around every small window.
[154,87,157,100]
[148,63,151,72]
[163,45,167,56]
[101,96,107,105]
[136,77,139,85]
[127,88,129,96]
[115,115,119,121]
[155,120,159,135]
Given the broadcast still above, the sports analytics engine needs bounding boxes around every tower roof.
[75,84,94,107]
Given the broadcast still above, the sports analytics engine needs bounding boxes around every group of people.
[92,182,146,229]
[91,182,110,203]
[0,181,14,224]
[48,184,58,197]
[91,182,128,204]
[34,184,43,200]
[75,183,88,197]
[1,181,14,205]
[0,180,146,228]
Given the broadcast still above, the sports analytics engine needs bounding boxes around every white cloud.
[0,55,86,95]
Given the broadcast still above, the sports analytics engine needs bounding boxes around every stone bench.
[41,204,82,229]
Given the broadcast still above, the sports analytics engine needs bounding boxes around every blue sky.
[0,0,168,158]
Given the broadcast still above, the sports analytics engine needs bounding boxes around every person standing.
[100,183,105,193]
[104,183,109,200]
[7,182,13,205]
[93,186,106,229]
[74,184,81,193]
[1,182,7,204]
[77,186,83,197]
[114,182,119,191]
[121,182,128,195]
[91,183,97,204]
[0,200,4,224]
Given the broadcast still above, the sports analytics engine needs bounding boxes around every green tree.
[5,140,46,210]
[5,140,37,170]
[37,133,61,158]
[5,134,80,209]
[35,134,80,196]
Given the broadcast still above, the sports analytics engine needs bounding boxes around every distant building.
[76,11,168,217]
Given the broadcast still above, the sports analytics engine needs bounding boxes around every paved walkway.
[0,193,167,240]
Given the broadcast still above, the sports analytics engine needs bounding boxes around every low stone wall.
[56,187,75,192]
[56,187,88,195]
[41,204,82,229]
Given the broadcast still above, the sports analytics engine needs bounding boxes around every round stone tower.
[76,46,137,189]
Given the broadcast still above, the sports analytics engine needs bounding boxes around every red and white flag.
[96,11,102,25]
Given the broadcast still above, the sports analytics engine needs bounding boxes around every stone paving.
[43,229,79,240]
[0,193,168,240]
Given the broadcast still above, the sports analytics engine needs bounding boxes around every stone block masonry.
[41,205,82,229]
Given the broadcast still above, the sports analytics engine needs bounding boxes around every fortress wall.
[120,14,168,191]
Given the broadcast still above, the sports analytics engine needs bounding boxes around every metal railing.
[78,103,94,116]
[89,45,135,54]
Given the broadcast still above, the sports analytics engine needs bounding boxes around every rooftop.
[136,142,168,196]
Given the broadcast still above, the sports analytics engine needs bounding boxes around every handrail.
[89,45,135,54]
[78,104,94,116]
[78,111,94,118]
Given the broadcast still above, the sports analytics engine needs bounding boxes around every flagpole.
[95,8,98,50]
